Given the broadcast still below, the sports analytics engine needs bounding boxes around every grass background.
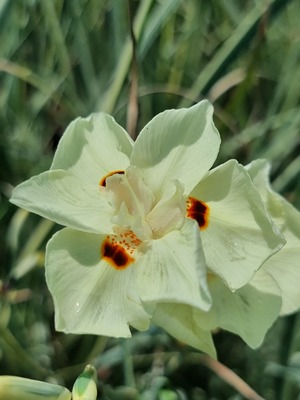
[1,0,300,399]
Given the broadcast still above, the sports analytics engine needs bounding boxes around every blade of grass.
[0,329,50,378]
[68,2,98,106]
[97,0,153,114]
[138,0,182,59]
[179,0,294,107]
[0,59,58,97]
[39,0,73,77]
[12,218,54,279]
[272,156,300,193]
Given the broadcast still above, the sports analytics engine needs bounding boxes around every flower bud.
[72,364,98,400]
[0,375,71,400]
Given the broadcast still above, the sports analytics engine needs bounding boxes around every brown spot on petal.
[99,170,125,187]
[101,230,141,270]
[207,272,216,283]
[186,196,210,230]
[102,238,134,269]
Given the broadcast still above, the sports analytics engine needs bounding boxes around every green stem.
[122,338,136,388]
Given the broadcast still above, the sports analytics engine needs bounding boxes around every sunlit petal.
[137,219,211,311]
[152,303,216,358]
[146,180,186,238]
[190,160,285,289]
[11,170,113,234]
[246,159,300,315]
[51,113,133,185]
[263,201,300,315]
[46,228,150,337]
[131,101,220,198]
[246,159,284,227]
[197,274,282,348]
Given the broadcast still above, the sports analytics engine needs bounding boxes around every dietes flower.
[10,101,284,357]
[10,101,218,355]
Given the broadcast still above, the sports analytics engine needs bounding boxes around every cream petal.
[190,160,285,290]
[245,159,270,202]
[249,268,281,297]
[51,113,133,185]
[246,159,300,315]
[131,101,220,198]
[245,159,284,227]
[146,180,186,238]
[136,219,211,311]
[264,248,300,315]
[263,200,300,315]
[46,228,150,337]
[152,303,216,358]
[196,274,282,348]
[11,170,113,234]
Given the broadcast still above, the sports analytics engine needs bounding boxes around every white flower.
[10,101,284,356]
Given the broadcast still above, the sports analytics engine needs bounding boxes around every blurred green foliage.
[1,0,300,399]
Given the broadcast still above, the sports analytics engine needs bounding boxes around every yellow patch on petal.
[101,229,142,270]
[207,272,217,283]
[186,197,210,230]
[99,170,125,187]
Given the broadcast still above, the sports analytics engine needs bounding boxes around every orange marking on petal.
[186,196,210,230]
[102,239,134,269]
[99,170,125,187]
[101,230,141,270]
[207,272,216,283]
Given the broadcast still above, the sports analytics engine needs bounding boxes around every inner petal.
[101,168,187,241]
[105,168,153,219]
[146,181,186,238]
[186,196,210,230]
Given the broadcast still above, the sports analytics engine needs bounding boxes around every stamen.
[186,197,210,230]
[101,229,142,270]
[99,170,125,187]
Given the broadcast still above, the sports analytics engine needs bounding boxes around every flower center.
[99,168,186,268]
[186,196,210,230]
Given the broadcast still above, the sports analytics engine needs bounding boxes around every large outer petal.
[245,159,284,227]
[262,200,300,315]
[196,274,282,348]
[152,303,216,358]
[46,228,150,337]
[136,219,211,311]
[245,160,271,203]
[51,113,133,185]
[130,101,220,198]
[10,170,113,234]
[190,160,285,290]
[246,159,300,315]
